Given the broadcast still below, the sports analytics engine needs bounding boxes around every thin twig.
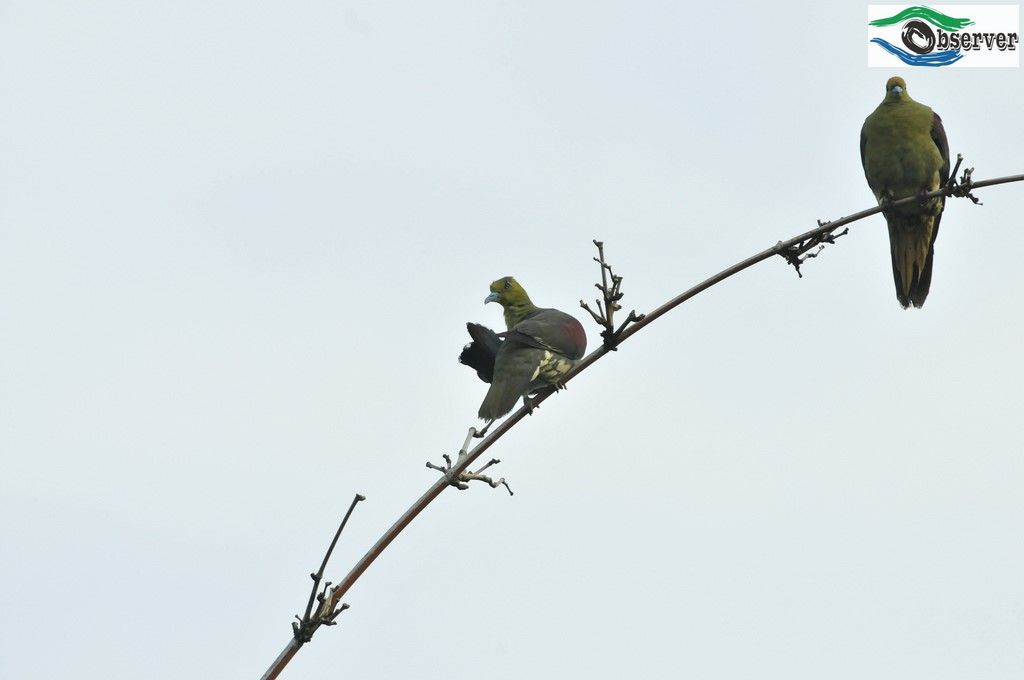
[290,494,365,645]
[580,239,645,348]
[260,166,1022,680]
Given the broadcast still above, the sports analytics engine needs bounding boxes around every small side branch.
[580,240,645,349]
[950,156,981,204]
[460,458,514,495]
[777,225,851,278]
[426,429,514,495]
[291,494,366,645]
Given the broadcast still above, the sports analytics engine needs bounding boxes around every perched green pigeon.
[861,75,950,308]
[459,277,587,421]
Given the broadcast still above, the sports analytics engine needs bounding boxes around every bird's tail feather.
[478,382,524,421]
[459,323,501,383]
[477,346,538,421]
[888,211,940,309]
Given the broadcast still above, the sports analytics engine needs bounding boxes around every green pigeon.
[861,76,950,308]
[459,277,587,421]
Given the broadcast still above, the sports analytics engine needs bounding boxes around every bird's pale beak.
[484,292,499,304]
[892,85,903,94]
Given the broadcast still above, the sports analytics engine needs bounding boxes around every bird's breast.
[865,110,944,198]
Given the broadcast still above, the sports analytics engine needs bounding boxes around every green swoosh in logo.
[870,5,974,32]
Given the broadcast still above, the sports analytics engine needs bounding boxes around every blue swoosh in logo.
[870,38,964,66]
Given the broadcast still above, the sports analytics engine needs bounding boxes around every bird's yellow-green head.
[883,76,910,103]
[484,276,532,307]
[485,276,537,329]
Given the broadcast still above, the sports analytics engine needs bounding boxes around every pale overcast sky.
[2,2,1023,679]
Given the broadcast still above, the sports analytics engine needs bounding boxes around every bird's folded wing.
[508,309,587,360]
[931,112,950,186]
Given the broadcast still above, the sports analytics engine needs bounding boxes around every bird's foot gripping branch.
[425,428,514,495]
[579,240,645,349]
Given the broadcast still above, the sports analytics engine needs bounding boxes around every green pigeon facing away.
[861,75,950,308]
[459,277,587,421]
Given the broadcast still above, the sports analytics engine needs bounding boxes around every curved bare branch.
[260,164,1023,679]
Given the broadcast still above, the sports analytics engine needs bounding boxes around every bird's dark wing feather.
[859,123,867,175]
[910,212,940,309]
[508,309,587,360]
[931,112,950,186]
[908,110,949,308]
[859,121,880,195]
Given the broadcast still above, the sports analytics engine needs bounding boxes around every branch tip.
[583,241,644,347]
[290,493,365,645]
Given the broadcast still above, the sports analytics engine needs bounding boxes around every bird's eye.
[503,280,511,290]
